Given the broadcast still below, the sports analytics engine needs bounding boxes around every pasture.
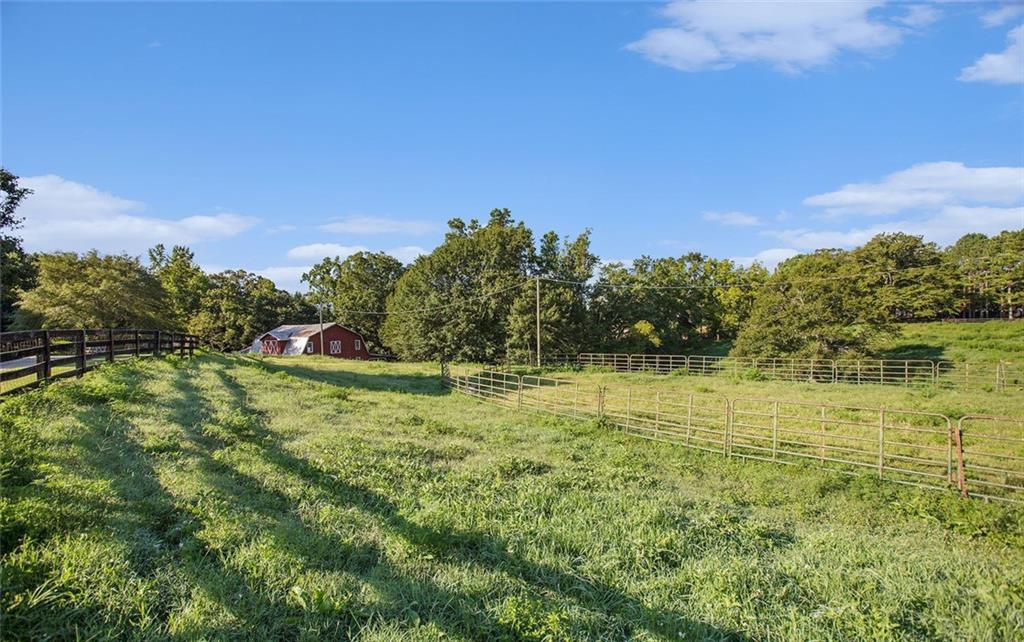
[2,351,1023,640]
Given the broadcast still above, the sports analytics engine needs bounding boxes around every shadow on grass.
[876,343,947,362]
[5,356,751,641]
[225,353,449,397]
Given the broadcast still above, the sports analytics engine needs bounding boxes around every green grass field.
[2,351,1023,641]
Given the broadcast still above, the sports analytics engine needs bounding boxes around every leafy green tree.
[505,230,598,361]
[588,254,760,353]
[852,232,956,320]
[188,270,300,350]
[148,244,210,330]
[15,251,168,329]
[0,169,36,330]
[732,250,895,359]
[942,230,1023,319]
[302,251,406,353]
[382,209,534,361]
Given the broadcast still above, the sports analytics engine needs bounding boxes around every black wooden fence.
[0,329,198,396]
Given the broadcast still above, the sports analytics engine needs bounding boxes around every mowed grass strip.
[1,354,1022,641]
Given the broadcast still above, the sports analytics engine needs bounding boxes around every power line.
[326,255,1022,316]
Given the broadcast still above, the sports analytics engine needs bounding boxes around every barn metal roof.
[259,323,365,341]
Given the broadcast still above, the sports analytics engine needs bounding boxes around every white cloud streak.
[981,4,1024,28]
[731,247,800,270]
[803,161,1024,216]
[775,205,1024,250]
[320,216,438,235]
[702,210,761,226]
[17,175,257,254]
[627,0,905,74]
[958,24,1024,85]
[286,243,369,261]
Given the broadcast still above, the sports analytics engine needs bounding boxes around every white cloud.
[981,4,1024,28]
[803,161,1024,216]
[17,175,257,254]
[894,5,942,29]
[286,243,368,261]
[958,24,1024,85]
[627,0,904,74]
[702,210,761,226]
[320,216,438,235]
[257,266,311,292]
[775,205,1024,250]
[388,245,427,264]
[731,247,800,270]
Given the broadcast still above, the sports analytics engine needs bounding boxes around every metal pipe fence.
[442,365,1024,504]
[567,353,1023,392]
[0,328,198,396]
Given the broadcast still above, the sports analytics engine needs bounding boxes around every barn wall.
[307,325,370,360]
[257,334,285,355]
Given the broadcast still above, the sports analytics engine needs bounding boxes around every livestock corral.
[2,322,1023,640]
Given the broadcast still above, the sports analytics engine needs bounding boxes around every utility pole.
[318,290,325,355]
[535,276,541,367]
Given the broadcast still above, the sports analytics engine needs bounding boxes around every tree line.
[2,169,1021,361]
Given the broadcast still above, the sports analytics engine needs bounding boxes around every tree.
[0,168,31,231]
[15,251,168,329]
[148,244,210,330]
[505,230,598,361]
[381,209,534,361]
[0,169,36,330]
[188,270,300,351]
[942,230,1024,319]
[587,254,760,353]
[731,250,895,359]
[852,232,956,321]
[302,251,406,353]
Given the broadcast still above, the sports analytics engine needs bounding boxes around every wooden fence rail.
[443,365,1024,504]
[560,353,1023,392]
[0,328,198,396]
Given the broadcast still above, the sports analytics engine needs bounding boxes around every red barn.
[249,323,371,360]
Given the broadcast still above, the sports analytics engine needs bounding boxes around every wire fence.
[441,364,1024,504]
[552,353,1024,392]
[0,329,198,396]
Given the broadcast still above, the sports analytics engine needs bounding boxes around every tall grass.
[2,355,1022,640]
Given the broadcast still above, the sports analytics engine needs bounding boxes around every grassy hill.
[2,354,1023,640]
[876,320,1024,363]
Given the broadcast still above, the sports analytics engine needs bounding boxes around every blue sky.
[3,1,1023,291]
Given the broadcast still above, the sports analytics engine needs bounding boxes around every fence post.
[771,400,779,460]
[77,328,86,375]
[107,328,115,362]
[819,406,827,459]
[40,331,51,382]
[685,393,693,447]
[945,416,953,485]
[155,330,161,356]
[626,386,632,432]
[573,383,579,419]
[517,376,523,411]
[953,418,968,497]
[188,334,194,357]
[655,391,661,439]
[134,329,141,357]
[878,408,885,479]
[179,332,186,357]
[724,400,732,456]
